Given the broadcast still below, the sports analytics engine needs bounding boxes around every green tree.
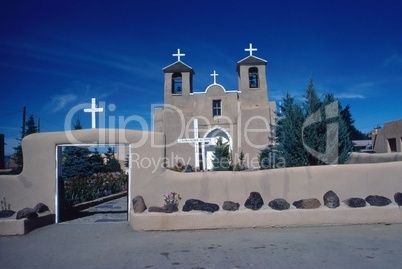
[212,137,231,171]
[260,92,307,168]
[104,147,121,172]
[341,105,369,140]
[302,79,326,165]
[12,114,38,172]
[87,148,105,174]
[62,119,94,179]
[25,115,38,135]
[260,79,354,168]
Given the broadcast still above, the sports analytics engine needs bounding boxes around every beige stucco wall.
[133,162,402,209]
[2,128,401,232]
[0,129,165,214]
[348,152,402,164]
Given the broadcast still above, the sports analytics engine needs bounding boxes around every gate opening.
[55,144,131,223]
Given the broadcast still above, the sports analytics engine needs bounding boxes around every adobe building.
[372,119,402,153]
[153,44,276,170]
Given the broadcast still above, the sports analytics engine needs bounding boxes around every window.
[172,73,182,94]
[388,138,397,152]
[248,67,259,88]
[212,100,221,117]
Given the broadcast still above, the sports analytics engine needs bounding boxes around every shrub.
[64,171,128,207]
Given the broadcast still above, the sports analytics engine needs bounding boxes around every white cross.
[210,70,219,84]
[245,43,257,56]
[173,48,185,62]
[84,98,104,129]
[177,119,212,171]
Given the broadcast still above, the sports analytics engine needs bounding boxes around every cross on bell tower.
[245,43,257,56]
[173,48,185,62]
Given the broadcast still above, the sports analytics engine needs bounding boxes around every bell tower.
[236,43,269,108]
[162,49,195,106]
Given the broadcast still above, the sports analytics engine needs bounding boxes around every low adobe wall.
[130,161,402,230]
[131,162,402,209]
[0,129,165,216]
[1,128,402,232]
[348,152,402,164]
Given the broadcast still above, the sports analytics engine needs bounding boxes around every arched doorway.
[203,127,232,170]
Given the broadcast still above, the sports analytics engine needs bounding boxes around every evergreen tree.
[12,114,38,172]
[341,105,369,140]
[302,79,326,165]
[25,115,38,136]
[62,119,94,179]
[73,117,83,130]
[11,143,23,172]
[260,92,307,168]
[104,147,121,172]
[212,137,231,171]
[62,146,93,179]
[260,79,354,168]
[318,94,353,164]
[87,148,105,174]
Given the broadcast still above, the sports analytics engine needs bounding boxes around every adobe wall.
[131,161,402,230]
[348,152,402,164]
[1,128,402,232]
[133,162,402,209]
[0,129,165,214]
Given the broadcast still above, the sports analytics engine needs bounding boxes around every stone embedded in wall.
[292,198,321,209]
[268,198,290,211]
[182,199,220,213]
[164,204,179,213]
[343,198,366,208]
[34,203,50,213]
[323,190,340,209]
[244,192,264,210]
[132,195,147,213]
[16,208,38,220]
[365,195,392,207]
[0,210,15,218]
[148,206,166,213]
[394,192,402,206]
[222,201,240,211]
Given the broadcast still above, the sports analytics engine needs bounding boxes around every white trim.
[190,89,240,95]
[237,55,267,64]
[206,83,226,93]
[128,144,132,222]
[202,126,233,170]
[162,60,194,71]
[203,126,233,151]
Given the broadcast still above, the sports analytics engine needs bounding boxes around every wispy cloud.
[46,93,78,112]
[0,40,162,80]
[336,93,366,99]
[382,53,402,67]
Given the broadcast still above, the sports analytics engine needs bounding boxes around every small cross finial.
[83,98,104,129]
[245,43,257,56]
[173,48,185,61]
[210,70,219,84]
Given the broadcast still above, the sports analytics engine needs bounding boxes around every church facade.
[153,44,276,170]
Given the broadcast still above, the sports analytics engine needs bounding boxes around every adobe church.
[153,44,276,170]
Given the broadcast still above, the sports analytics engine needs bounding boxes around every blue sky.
[1,0,401,155]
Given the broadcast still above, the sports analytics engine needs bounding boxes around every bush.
[64,171,128,207]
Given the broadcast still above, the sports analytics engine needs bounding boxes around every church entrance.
[55,144,130,223]
[203,127,232,170]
